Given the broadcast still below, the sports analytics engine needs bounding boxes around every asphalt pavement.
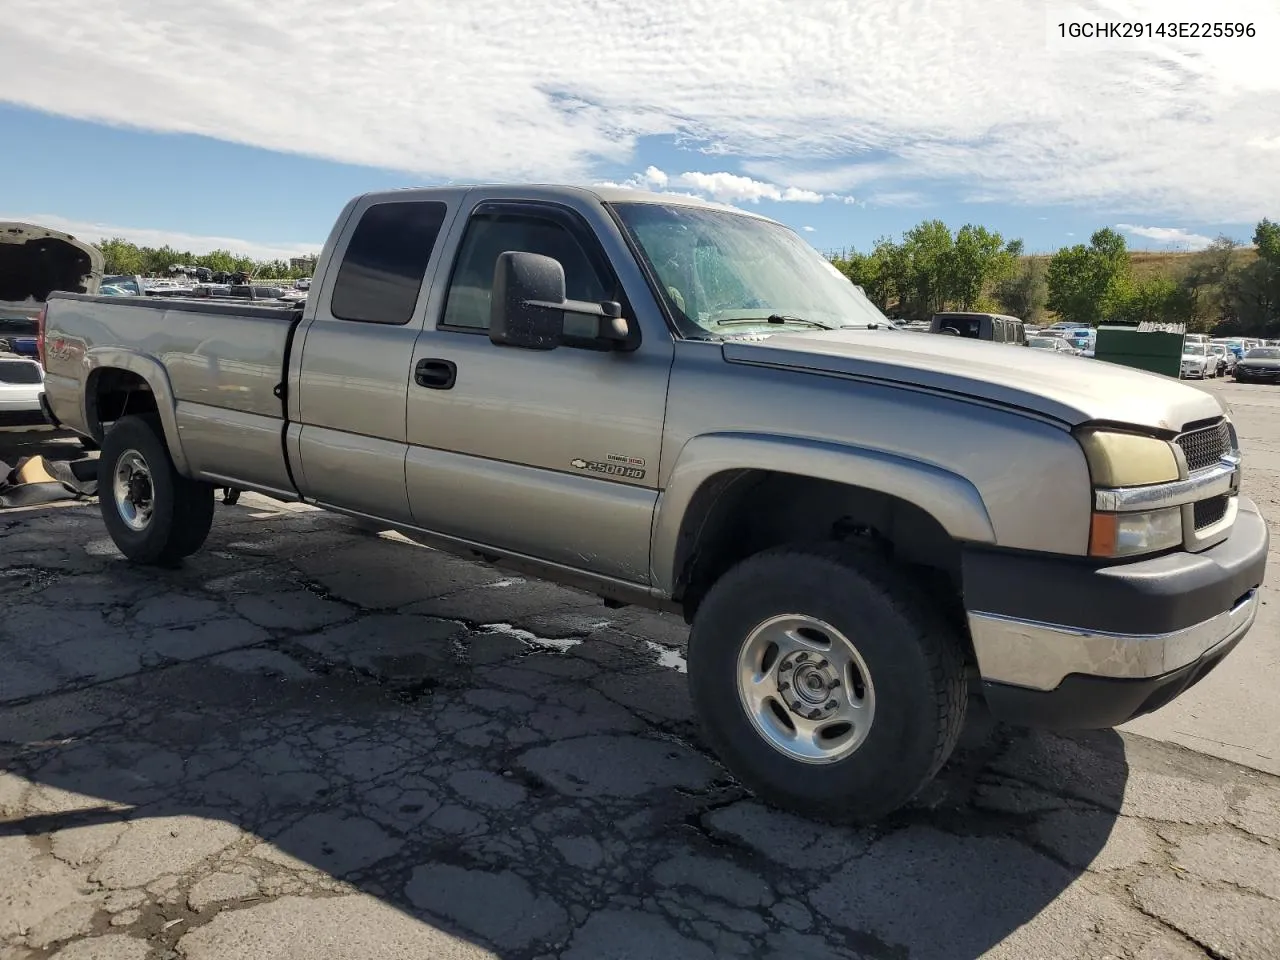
[1,378,1277,960]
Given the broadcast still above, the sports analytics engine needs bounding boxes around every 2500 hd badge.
[570,457,646,480]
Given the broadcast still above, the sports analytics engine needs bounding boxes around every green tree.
[1113,275,1192,326]
[99,238,146,275]
[996,255,1049,323]
[1180,235,1240,326]
[1046,228,1132,324]
[831,239,898,312]
[942,226,1020,310]
[898,220,953,318]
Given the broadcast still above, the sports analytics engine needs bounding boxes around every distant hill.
[1020,247,1259,281]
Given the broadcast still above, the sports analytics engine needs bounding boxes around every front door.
[404,197,674,585]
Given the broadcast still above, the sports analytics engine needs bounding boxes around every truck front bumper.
[964,497,1269,730]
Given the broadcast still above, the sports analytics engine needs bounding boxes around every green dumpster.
[1093,321,1186,378]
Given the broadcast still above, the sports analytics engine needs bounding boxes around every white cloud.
[594,167,846,205]
[0,213,320,262]
[802,225,816,232]
[1115,224,1215,250]
[2,0,1278,222]
[865,191,928,208]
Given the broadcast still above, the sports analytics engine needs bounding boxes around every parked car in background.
[100,274,145,296]
[1181,342,1216,379]
[1027,335,1077,355]
[1208,343,1234,377]
[0,354,55,433]
[1211,337,1246,362]
[1233,346,1280,384]
[1,221,104,358]
[930,311,1025,344]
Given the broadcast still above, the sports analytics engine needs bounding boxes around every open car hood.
[721,327,1225,433]
[0,222,103,318]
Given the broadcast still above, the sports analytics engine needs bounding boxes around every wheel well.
[673,470,966,629]
[86,368,159,440]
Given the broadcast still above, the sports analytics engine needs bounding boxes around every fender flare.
[82,347,190,475]
[649,432,996,595]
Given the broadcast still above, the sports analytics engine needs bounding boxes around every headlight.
[1089,507,1183,558]
[1076,429,1183,558]
[1076,429,1180,487]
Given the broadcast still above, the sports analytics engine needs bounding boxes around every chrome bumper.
[967,589,1260,692]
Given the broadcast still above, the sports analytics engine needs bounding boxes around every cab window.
[440,211,610,339]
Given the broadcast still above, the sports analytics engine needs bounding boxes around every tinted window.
[939,316,982,338]
[331,200,448,325]
[441,212,610,337]
[0,317,37,335]
[0,359,42,384]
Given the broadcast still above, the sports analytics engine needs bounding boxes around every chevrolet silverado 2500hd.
[39,186,1269,823]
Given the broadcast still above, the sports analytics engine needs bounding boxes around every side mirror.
[489,251,632,350]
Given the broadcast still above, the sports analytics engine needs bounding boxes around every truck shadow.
[0,505,1131,959]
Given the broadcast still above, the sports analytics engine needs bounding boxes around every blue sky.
[2,0,1276,262]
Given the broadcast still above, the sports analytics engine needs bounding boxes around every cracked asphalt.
[2,379,1279,960]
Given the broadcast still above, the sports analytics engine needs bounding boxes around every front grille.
[1193,495,1229,530]
[1176,419,1231,472]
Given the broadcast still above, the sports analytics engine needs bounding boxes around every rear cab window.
[0,359,42,384]
[330,200,449,325]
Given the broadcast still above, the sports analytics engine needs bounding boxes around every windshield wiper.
[714,314,837,330]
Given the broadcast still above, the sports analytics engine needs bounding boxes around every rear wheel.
[687,543,968,824]
[98,414,215,565]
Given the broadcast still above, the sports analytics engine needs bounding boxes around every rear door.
[291,193,463,521]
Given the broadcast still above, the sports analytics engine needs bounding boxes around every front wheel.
[687,543,968,824]
[98,414,215,565]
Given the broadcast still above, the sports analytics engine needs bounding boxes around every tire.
[687,542,968,824]
[98,414,215,565]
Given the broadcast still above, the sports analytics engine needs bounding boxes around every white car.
[1027,335,1078,355]
[0,355,55,433]
[1180,343,1215,379]
[1207,343,1235,376]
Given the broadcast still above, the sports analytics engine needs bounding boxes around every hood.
[721,328,1224,432]
[1182,351,1209,362]
[1239,356,1280,367]
[0,222,104,318]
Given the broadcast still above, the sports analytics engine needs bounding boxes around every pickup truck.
[38,185,1269,823]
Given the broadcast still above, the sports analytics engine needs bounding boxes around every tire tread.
[688,540,969,823]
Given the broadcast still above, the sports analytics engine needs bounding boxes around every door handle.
[415,358,457,390]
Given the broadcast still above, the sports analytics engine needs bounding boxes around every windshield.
[1185,344,1208,356]
[102,275,142,295]
[610,201,893,335]
[1246,347,1280,359]
[1028,337,1059,348]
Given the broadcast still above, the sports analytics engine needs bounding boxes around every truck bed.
[42,292,305,497]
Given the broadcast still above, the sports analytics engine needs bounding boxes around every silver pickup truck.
[38,185,1269,823]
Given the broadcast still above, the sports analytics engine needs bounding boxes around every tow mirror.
[489,251,632,350]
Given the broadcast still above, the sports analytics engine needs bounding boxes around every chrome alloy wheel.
[112,449,155,531]
[735,614,876,764]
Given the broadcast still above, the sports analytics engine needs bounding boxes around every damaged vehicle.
[1,221,103,359]
[37,186,1270,824]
